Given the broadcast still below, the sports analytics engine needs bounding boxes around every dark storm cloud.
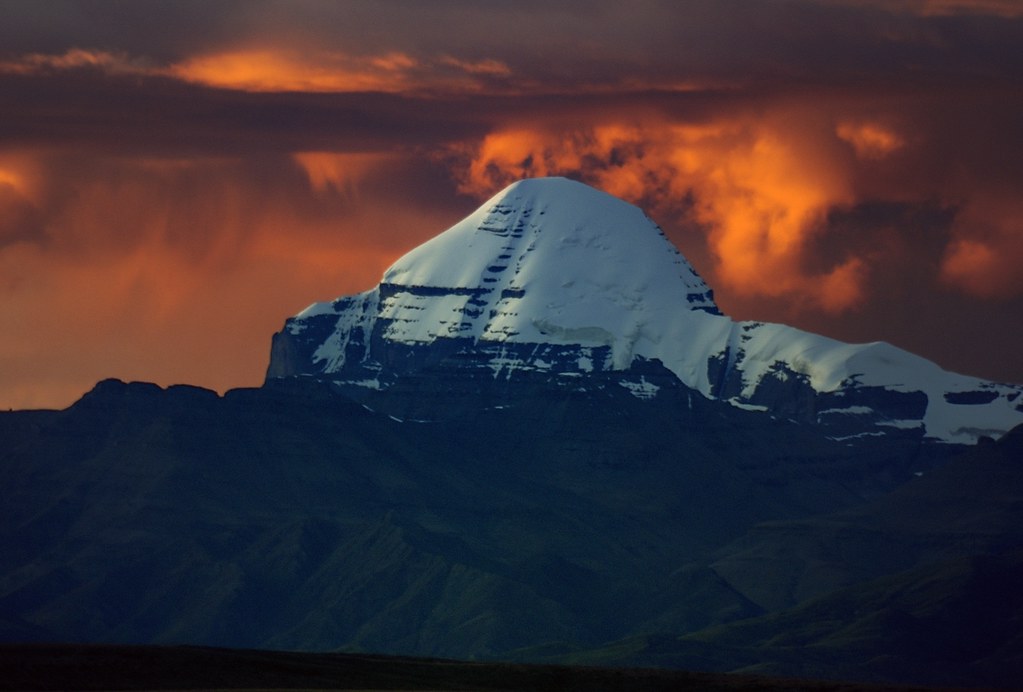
[0,72,491,155]
[0,0,256,59]
[0,59,760,158]
[4,1,1023,89]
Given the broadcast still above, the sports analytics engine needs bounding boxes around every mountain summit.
[267,177,1022,444]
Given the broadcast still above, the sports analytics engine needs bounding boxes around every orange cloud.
[941,193,1023,297]
[167,49,419,93]
[0,159,37,201]
[438,55,512,77]
[292,152,393,196]
[679,124,856,306]
[836,121,905,160]
[1,46,517,95]
[0,153,46,249]
[453,116,864,312]
[942,239,998,292]
[0,48,146,76]
[818,258,869,312]
[0,148,464,410]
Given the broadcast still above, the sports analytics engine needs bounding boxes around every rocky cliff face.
[267,177,1023,444]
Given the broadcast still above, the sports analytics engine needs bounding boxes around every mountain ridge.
[2,376,1020,686]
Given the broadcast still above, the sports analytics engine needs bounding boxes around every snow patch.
[817,405,875,416]
[619,378,660,400]
[828,431,888,441]
[727,399,769,413]
[877,419,924,430]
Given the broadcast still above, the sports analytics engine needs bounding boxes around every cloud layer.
[2,0,1022,408]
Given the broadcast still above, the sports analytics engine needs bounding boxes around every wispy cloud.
[0,46,517,94]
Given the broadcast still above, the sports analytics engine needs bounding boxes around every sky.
[1,0,1022,410]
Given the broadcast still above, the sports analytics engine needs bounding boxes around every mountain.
[267,177,1023,445]
[3,177,1023,688]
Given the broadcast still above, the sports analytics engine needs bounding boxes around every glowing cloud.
[453,117,864,312]
[0,164,32,200]
[167,49,419,93]
[438,55,512,77]
[0,149,458,410]
[292,152,392,196]
[942,239,998,292]
[941,193,1023,297]
[1,45,517,95]
[836,121,905,160]
[0,48,146,76]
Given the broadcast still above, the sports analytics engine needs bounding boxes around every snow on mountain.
[268,177,1023,444]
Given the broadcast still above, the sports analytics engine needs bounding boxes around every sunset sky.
[2,0,1022,410]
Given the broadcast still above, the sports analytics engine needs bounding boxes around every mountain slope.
[0,377,941,657]
[707,424,1023,613]
[267,177,1023,444]
[562,549,1023,689]
[556,424,1023,688]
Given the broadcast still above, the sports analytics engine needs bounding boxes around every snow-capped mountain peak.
[268,177,1023,444]
[372,177,718,366]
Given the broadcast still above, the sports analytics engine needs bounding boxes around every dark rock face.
[269,309,937,444]
[268,299,946,447]
[944,390,1000,405]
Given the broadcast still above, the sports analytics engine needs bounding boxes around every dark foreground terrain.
[4,378,1023,688]
[0,643,935,691]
